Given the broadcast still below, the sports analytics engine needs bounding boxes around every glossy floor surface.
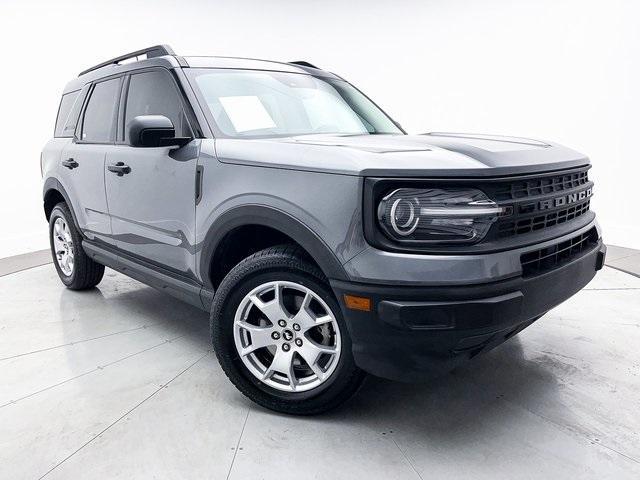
[1,263,639,479]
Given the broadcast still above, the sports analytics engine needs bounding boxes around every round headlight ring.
[390,197,419,236]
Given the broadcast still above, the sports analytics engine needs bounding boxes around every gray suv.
[42,45,606,414]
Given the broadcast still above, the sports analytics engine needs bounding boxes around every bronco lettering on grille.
[539,187,592,210]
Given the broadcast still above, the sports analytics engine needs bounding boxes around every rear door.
[60,77,122,245]
[104,68,199,278]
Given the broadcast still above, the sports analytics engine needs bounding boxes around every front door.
[104,69,199,279]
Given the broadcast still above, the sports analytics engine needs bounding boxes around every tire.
[211,245,365,415]
[49,202,105,290]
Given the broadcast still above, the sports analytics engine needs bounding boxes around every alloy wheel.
[52,217,74,276]
[233,281,342,392]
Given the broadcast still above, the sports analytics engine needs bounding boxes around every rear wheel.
[49,202,104,290]
[211,245,365,415]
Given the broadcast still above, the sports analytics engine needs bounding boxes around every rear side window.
[124,70,191,142]
[54,91,80,137]
[81,78,121,143]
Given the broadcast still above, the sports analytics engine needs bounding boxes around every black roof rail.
[288,60,320,70]
[78,44,176,77]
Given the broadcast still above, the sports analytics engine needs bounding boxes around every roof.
[64,44,339,93]
[181,56,337,78]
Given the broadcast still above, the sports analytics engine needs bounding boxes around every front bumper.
[331,238,606,382]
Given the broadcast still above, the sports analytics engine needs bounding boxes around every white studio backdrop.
[1,0,638,258]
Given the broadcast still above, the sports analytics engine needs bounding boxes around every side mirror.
[128,115,191,148]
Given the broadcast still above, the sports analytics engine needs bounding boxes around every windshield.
[187,69,403,138]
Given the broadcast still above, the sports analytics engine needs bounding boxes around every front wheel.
[211,245,365,415]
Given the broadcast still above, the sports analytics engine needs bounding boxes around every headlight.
[377,188,505,244]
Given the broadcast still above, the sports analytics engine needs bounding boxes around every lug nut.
[295,338,303,347]
[278,319,287,327]
[292,323,300,331]
[282,343,291,352]
[271,332,280,340]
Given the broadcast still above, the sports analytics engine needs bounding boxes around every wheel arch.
[43,178,82,232]
[200,205,348,290]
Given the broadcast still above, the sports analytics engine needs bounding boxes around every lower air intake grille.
[520,228,598,277]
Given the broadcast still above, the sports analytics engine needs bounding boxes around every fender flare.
[42,177,82,233]
[199,205,349,288]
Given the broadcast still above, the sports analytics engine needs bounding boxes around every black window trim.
[116,74,130,144]
[74,74,124,145]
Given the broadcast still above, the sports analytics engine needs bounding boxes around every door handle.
[107,162,131,176]
[62,158,79,170]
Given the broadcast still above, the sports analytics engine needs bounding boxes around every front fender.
[198,204,349,290]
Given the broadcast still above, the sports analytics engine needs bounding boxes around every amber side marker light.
[343,294,372,312]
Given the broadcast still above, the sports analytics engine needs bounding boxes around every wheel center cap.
[282,329,294,341]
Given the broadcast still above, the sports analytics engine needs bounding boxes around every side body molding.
[198,205,350,291]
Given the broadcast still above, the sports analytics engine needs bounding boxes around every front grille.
[486,166,593,240]
[495,169,590,201]
[498,199,591,237]
[520,228,598,277]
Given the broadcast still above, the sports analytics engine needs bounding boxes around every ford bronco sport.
[42,45,606,414]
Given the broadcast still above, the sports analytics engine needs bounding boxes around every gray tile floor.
[0,249,51,277]
[1,253,639,479]
[605,245,640,278]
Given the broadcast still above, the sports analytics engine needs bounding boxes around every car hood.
[213,132,589,177]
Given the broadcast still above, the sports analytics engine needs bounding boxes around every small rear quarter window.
[54,91,81,137]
